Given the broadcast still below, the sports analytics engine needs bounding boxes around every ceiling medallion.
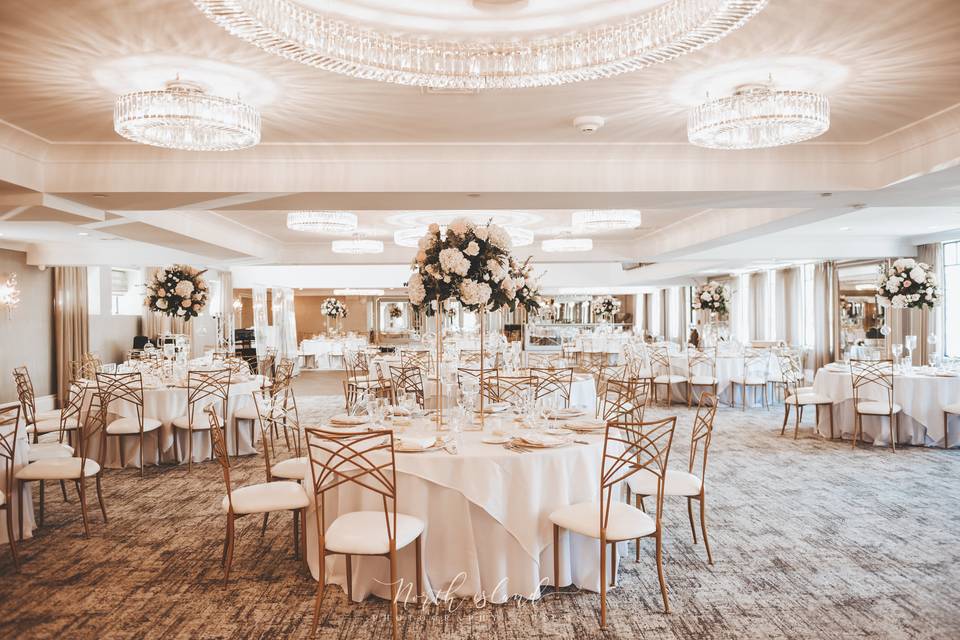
[332,236,384,254]
[192,0,768,90]
[688,84,830,150]
[572,210,642,232]
[286,211,358,234]
[113,79,260,151]
[542,237,593,253]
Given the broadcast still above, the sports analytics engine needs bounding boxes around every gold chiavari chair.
[208,409,308,586]
[257,351,277,386]
[600,378,649,425]
[390,366,426,409]
[96,372,162,478]
[526,352,558,369]
[267,361,301,454]
[550,416,677,628]
[304,428,424,640]
[850,359,901,451]
[623,343,655,398]
[0,404,22,569]
[627,394,719,564]
[172,369,232,471]
[400,348,431,372]
[686,347,719,408]
[12,367,61,431]
[16,392,108,539]
[531,367,573,408]
[649,345,686,406]
[492,373,534,408]
[457,368,499,404]
[459,349,483,367]
[944,404,960,449]
[779,353,834,440]
[730,348,770,410]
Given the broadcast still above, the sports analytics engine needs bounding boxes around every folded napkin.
[564,419,607,432]
[395,435,438,450]
[519,433,566,447]
[546,408,584,419]
[478,402,510,414]
[389,406,411,416]
[328,414,371,426]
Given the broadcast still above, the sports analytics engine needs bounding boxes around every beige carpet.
[1,394,958,640]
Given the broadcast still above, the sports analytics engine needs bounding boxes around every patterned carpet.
[2,395,958,640]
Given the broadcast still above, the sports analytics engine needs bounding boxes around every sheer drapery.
[642,293,653,336]
[271,287,299,372]
[659,289,669,340]
[252,285,270,360]
[748,272,767,341]
[54,267,89,402]
[219,270,235,351]
[776,267,801,345]
[676,287,689,344]
[917,243,944,363]
[813,261,838,369]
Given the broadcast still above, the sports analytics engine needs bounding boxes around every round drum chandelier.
[688,85,830,150]
[394,225,533,247]
[114,79,260,151]
[286,211,358,234]
[572,210,642,232]
[192,0,768,90]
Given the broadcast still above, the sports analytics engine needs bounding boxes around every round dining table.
[95,374,264,468]
[812,364,960,447]
[303,426,620,603]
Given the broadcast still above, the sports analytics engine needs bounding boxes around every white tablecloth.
[812,367,960,447]
[0,424,37,544]
[101,376,263,468]
[305,429,619,603]
[301,337,369,369]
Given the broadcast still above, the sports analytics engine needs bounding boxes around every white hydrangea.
[487,224,512,250]
[909,266,927,283]
[408,273,426,305]
[447,218,472,238]
[474,226,489,241]
[885,276,901,293]
[487,259,506,282]
[460,279,492,307]
[891,294,907,308]
[439,247,471,276]
[464,241,480,256]
[175,280,195,297]
[893,258,916,270]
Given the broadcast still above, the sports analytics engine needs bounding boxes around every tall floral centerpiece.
[408,218,541,429]
[592,295,621,323]
[321,297,348,333]
[876,259,941,309]
[144,265,209,320]
[692,282,730,318]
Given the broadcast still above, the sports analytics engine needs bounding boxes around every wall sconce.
[0,272,21,318]
[232,297,243,312]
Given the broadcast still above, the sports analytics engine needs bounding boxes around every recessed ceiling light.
[838,226,850,231]
[78,232,90,236]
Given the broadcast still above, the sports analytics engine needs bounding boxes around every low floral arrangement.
[388,304,403,319]
[692,282,730,315]
[407,218,542,315]
[321,297,348,318]
[876,258,941,309]
[144,265,208,320]
[592,295,621,318]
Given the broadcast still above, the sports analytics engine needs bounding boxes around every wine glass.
[892,343,903,371]
[905,335,918,367]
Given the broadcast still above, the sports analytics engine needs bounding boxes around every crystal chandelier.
[542,238,593,253]
[192,0,767,90]
[114,79,260,151]
[395,225,533,247]
[688,85,830,150]
[0,272,20,318]
[572,210,642,232]
[286,211,358,234]
[332,236,384,254]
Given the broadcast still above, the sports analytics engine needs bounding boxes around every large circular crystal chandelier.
[572,210,642,232]
[332,236,384,254]
[688,85,830,150]
[286,211,357,234]
[191,0,767,90]
[394,225,533,247]
[113,79,260,151]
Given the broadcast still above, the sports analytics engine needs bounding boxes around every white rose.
[181,299,192,308]
[464,241,480,256]
[439,247,470,276]
[156,298,168,310]
[447,218,471,237]
[175,280,195,297]
[891,294,907,308]
[474,226,489,241]
[416,250,427,263]
[909,266,926,283]
[701,292,711,301]
[487,225,512,250]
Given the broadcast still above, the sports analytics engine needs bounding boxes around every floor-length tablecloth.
[812,367,960,447]
[0,423,37,544]
[304,430,621,603]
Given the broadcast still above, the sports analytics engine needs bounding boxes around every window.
[945,241,960,357]
[87,266,101,315]
[111,267,143,316]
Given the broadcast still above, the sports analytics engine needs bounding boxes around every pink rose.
[902,280,912,287]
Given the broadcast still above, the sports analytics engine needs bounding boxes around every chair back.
[457,368,499,403]
[80,392,108,473]
[647,346,672,377]
[689,393,718,483]
[223,356,250,376]
[531,367,573,407]
[687,347,717,380]
[600,378,649,424]
[96,372,146,432]
[345,350,369,379]
[0,404,22,495]
[205,409,236,511]
[850,359,895,410]
[741,347,769,380]
[185,369,232,427]
[400,349,431,371]
[389,366,425,409]
[776,351,805,397]
[13,368,38,426]
[493,374,534,408]
[304,428,399,551]
[599,417,676,537]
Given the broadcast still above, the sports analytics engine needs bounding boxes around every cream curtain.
[813,261,838,369]
[777,267,801,345]
[659,289,669,340]
[676,287,689,344]
[748,272,766,341]
[54,267,89,402]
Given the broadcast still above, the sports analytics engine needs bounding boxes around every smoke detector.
[573,116,605,134]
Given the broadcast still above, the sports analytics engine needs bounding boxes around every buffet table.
[304,428,617,603]
[812,365,960,447]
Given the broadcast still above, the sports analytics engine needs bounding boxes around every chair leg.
[96,475,108,522]
[77,478,90,538]
[60,480,68,502]
[610,541,618,587]
[892,413,898,452]
[687,497,698,544]
[118,435,126,469]
[635,493,643,561]
[139,433,144,479]
[187,425,194,473]
[415,534,423,603]
[851,413,859,449]
[599,534,607,630]
[345,553,353,601]
[945,414,949,449]
[261,512,269,536]
[223,513,235,585]
[699,494,713,565]
[794,402,802,440]
[781,403,790,435]
[38,480,45,527]
[655,529,669,613]
[553,524,561,594]
[389,548,399,640]
[741,383,746,411]
[18,481,25,541]
[5,506,18,571]
[311,551,328,635]
[173,429,180,465]
[292,510,299,560]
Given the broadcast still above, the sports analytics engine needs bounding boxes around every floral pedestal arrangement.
[144,265,209,320]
